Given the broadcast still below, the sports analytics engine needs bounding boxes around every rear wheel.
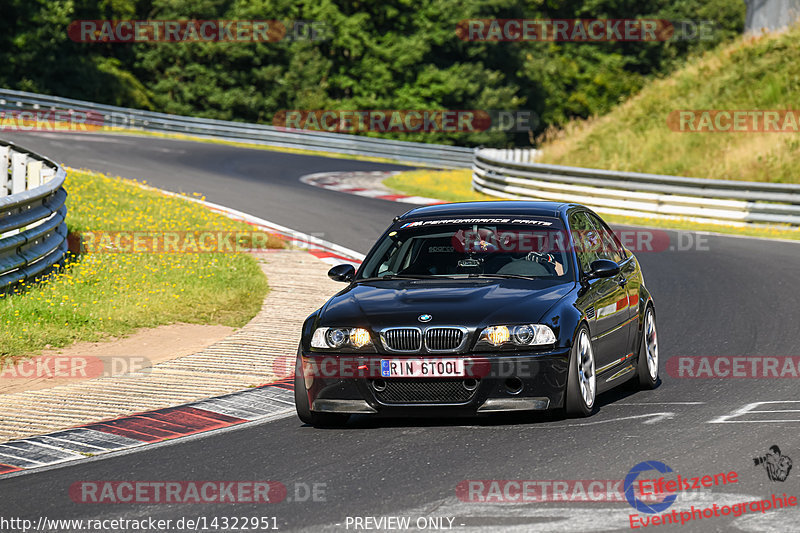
[294,350,349,427]
[565,325,596,417]
[635,306,659,389]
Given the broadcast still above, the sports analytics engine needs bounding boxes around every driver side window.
[588,214,625,264]
[568,211,603,273]
[587,213,626,264]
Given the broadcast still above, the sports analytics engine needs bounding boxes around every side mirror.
[586,259,620,280]
[328,264,356,283]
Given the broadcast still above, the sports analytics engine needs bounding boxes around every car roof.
[396,201,571,221]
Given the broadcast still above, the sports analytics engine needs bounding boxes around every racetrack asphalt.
[2,131,799,532]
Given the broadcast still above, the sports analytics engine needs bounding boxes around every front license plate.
[380,359,465,378]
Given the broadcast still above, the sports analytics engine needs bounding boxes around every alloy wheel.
[577,330,596,408]
[645,310,659,381]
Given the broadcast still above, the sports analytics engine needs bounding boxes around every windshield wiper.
[359,273,536,282]
[467,273,537,280]
[357,274,450,282]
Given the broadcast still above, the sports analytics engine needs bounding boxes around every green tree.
[1,0,746,147]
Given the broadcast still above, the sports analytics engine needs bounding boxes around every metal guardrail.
[8,89,797,227]
[0,140,68,290]
[0,88,474,168]
[474,148,800,226]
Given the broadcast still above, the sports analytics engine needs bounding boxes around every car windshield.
[358,220,572,280]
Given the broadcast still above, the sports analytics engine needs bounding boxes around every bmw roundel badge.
[418,314,432,323]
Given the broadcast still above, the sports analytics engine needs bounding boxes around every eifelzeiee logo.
[624,461,677,514]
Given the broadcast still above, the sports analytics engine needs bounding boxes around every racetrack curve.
[2,131,800,532]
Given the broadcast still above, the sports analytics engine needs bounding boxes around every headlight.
[483,326,511,346]
[326,328,348,348]
[511,324,534,344]
[311,327,373,350]
[478,324,556,347]
[349,328,372,348]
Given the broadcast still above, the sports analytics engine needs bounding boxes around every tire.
[565,325,596,417]
[635,306,659,390]
[294,350,349,427]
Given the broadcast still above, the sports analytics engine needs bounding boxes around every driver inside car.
[401,227,565,277]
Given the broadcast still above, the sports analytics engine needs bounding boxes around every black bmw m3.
[295,201,659,426]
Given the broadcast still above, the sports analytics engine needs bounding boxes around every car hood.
[319,279,574,329]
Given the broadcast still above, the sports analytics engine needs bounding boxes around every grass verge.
[384,169,800,241]
[0,168,283,360]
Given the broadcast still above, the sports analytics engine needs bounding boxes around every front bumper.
[298,349,571,417]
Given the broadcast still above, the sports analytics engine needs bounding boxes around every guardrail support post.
[27,161,43,189]
[0,146,8,197]
[11,152,27,195]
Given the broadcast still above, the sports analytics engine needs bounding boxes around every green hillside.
[538,25,800,183]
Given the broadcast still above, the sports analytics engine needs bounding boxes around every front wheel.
[565,325,596,417]
[294,350,349,427]
[634,306,659,389]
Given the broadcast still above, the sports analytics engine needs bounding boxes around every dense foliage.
[1,0,744,146]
